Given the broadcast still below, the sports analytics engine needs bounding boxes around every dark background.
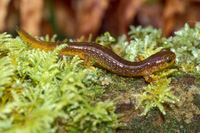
[1,0,200,40]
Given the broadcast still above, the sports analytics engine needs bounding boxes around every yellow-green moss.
[0,33,121,132]
[0,23,199,132]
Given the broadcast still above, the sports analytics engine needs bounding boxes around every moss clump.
[170,23,200,75]
[133,69,179,116]
[0,33,121,132]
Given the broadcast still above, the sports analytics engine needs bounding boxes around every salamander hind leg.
[81,53,95,70]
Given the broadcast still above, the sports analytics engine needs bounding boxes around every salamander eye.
[165,55,172,63]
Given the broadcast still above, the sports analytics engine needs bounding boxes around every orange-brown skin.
[15,26,176,82]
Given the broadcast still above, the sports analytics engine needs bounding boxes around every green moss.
[95,32,116,48]
[170,23,200,76]
[0,56,15,97]
[133,69,179,116]
[0,23,200,132]
[0,33,121,132]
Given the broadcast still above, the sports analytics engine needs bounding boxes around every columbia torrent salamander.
[15,26,176,82]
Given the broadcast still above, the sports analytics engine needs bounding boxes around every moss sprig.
[133,69,179,116]
[0,56,15,97]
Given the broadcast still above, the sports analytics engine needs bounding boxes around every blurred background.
[1,0,200,41]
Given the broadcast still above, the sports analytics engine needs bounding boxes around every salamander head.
[141,48,176,75]
[155,49,176,71]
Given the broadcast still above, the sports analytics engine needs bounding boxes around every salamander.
[15,26,176,82]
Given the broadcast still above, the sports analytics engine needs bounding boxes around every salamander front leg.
[144,75,159,82]
[82,54,95,70]
[135,55,145,62]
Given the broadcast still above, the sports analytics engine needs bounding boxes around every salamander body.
[15,26,176,82]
